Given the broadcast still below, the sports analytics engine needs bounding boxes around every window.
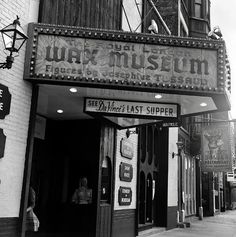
[122,0,143,32]
[194,0,202,18]
[206,0,210,21]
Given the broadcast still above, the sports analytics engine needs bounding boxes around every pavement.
[151,210,236,237]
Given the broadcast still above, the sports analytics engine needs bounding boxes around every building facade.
[0,1,232,237]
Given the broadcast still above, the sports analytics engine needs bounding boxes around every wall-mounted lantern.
[0,16,28,69]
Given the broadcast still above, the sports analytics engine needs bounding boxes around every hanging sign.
[201,124,233,172]
[0,83,11,119]
[84,98,179,119]
[0,128,6,158]
[118,186,132,206]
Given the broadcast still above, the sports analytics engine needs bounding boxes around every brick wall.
[0,0,37,217]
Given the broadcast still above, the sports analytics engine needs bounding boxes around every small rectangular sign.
[0,83,11,119]
[0,128,6,158]
[119,162,133,182]
[120,138,134,159]
[84,98,179,119]
[227,168,236,182]
[118,186,132,206]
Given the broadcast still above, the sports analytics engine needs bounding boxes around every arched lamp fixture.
[0,16,28,69]
[172,141,184,158]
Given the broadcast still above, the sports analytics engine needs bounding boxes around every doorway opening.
[27,118,101,237]
[138,125,163,230]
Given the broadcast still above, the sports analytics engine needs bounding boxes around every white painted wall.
[0,0,39,217]
[114,129,138,210]
[168,127,178,207]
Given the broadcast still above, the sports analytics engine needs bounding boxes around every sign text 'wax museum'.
[35,35,217,88]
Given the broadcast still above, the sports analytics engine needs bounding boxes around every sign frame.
[24,23,228,99]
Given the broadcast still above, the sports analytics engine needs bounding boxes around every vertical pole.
[179,148,185,223]
[197,158,203,220]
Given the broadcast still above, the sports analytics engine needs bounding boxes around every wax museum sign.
[24,24,228,97]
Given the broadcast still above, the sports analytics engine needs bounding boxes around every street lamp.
[0,16,28,69]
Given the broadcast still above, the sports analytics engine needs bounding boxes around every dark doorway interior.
[138,125,168,231]
[27,119,101,237]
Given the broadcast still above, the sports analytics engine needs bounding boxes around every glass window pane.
[195,5,201,18]
[122,0,142,32]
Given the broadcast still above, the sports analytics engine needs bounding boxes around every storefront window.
[122,0,143,32]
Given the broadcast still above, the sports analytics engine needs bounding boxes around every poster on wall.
[201,123,233,172]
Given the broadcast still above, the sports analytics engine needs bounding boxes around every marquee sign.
[24,23,227,98]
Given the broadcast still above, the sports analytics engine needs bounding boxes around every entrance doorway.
[27,119,101,237]
[138,125,165,230]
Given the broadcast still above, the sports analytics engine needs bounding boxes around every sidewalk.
[152,210,236,237]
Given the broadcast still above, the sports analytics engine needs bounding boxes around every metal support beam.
[147,0,171,35]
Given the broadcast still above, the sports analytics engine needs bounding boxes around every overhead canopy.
[25,23,231,117]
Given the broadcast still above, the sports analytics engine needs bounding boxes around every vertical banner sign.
[201,124,233,172]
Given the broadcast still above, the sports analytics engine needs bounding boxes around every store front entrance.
[27,119,100,237]
[138,125,169,230]
[25,84,116,237]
